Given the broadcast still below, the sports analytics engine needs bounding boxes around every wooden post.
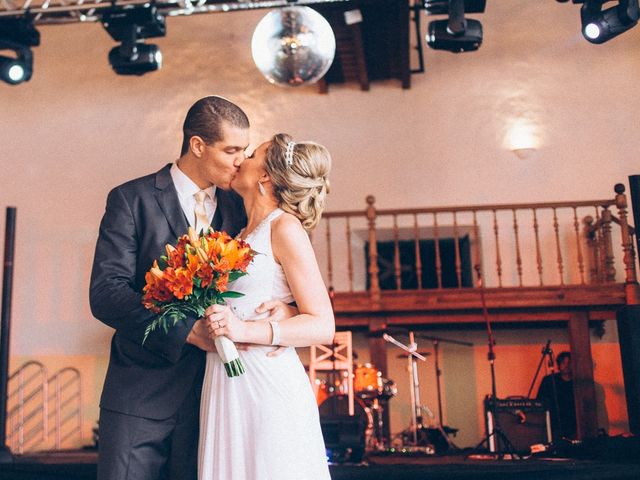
[601,208,616,282]
[583,215,599,284]
[568,311,598,439]
[366,196,381,302]
[614,184,640,304]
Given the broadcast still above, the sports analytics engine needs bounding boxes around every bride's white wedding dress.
[198,208,331,480]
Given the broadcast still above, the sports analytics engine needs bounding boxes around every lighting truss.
[0,0,349,24]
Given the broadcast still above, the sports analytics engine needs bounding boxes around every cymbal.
[396,352,431,358]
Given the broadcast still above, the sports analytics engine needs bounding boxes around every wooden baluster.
[594,207,604,283]
[492,209,503,288]
[512,209,523,287]
[472,211,481,285]
[393,215,402,290]
[615,184,638,303]
[325,217,333,290]
[552,207,564,285]
[583,215,598,284]
[366,195,381,301]
[413,213,423,290]
[573,207,586,285]
[601,207,616,282]
[532,208,544,286]
[434,212,442,289]
[346,216,354,292]
[453,211,462,288]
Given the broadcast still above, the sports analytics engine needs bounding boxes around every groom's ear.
[190,136,206,158]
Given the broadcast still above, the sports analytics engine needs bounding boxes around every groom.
[91,96,265,480]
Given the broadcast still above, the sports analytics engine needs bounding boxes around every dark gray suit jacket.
[90,164,246,420]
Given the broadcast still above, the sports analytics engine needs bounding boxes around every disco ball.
[251,6,336,87]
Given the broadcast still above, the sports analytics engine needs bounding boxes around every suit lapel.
[154,164,190,239]
[215,189,246,236]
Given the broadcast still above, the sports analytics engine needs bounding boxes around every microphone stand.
[470,264,519,459]
[526,339,553,399]
[382,332,428,449]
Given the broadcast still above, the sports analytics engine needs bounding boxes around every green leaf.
[220,290,245,299]
[228,271,247,282]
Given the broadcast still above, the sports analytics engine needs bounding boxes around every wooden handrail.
[323,199,616,218]
[317,184,637,297]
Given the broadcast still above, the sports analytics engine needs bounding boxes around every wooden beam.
[348,22,370,91]
[331,284,627,315]
[398,0,411,88]
[568,311,598,439]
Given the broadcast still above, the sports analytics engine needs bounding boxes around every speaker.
[320,415,365,462]
[484,397,551,453]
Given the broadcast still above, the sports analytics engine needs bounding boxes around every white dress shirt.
[170,162,217,229]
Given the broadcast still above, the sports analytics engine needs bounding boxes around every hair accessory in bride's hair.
[285,141,295,166]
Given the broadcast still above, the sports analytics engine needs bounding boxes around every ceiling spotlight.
[0,18,39,86]
[426,0,483,52]
[102,6,166,75]
[109,43,163,76]
[580,0,639,44]
[0,49,32,85]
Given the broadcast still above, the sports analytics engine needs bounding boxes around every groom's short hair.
[181,96,250,156]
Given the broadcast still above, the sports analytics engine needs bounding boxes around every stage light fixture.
[0,18,39,86]
[580,0,639,44]
[0,50,32,85]
[426,0,483,52]
[101,6,166,75]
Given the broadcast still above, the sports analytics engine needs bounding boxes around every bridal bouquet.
[142,227,257,377]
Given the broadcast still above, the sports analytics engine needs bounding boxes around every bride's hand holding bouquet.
[141,227,257,377]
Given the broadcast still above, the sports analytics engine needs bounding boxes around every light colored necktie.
[194,190,211,233]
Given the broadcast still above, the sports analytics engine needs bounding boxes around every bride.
[198,133,335,480]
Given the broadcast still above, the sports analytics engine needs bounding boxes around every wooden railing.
[313,184,637,304]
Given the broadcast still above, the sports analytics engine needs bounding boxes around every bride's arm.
[205,213,335,347]
[266,214,335,346]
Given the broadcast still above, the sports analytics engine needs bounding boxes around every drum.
[318,395,373,462]
[315,372,349,405]
[354,363,382,398]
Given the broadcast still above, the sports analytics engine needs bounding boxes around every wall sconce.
[511,147,537,159]
[506,120,539,159]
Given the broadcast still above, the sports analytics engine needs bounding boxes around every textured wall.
[1,1,638,447]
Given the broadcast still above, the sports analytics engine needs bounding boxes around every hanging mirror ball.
[251,6,336,87]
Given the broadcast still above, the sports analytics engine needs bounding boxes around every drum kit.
[316,360,397,456]
[314,328,472,461]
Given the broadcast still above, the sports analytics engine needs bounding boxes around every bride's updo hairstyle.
[265,133,331,231]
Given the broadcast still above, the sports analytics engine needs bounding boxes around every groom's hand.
[186,319,216,352]
[255,300,298,322]
[255,300,298,357]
